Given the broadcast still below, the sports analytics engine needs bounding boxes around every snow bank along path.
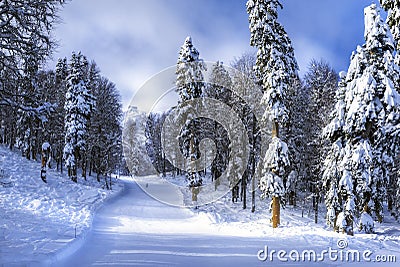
[0,145,123,266]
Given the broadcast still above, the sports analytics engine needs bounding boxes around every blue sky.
[49,0,376,109]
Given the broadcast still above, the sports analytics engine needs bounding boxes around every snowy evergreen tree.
[322,71,346,228]
[175,36,207,187]
[247,0,298,227]
[324,4,400,233]
[63,52,93,183]
[176,37,207,103]
[379,0,400,221]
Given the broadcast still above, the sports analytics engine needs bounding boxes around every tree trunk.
[71,166,77,183]
[271,120,280,227]
[242,176,247,209]
[105,174,109,190]
[272,121,279,139]
[41,148,47,183]
[82,156,87,180]
[251,171,255,212]
[26,140,31,160]
[314,197,318,224]
[251,117,256,213]
[333,212,339,232]
[272,196,280,228]
[388,195,393,211]
[60,152,63,174]
[71,149,78,183]
[89,157,92,177]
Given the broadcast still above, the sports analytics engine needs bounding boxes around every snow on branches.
[323,3,400,233]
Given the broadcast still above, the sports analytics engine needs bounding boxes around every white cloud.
[49,0,375,111]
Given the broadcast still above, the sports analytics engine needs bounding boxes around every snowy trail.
[51,176,398,267]
[52,177,266,266]
[49,178,279,266]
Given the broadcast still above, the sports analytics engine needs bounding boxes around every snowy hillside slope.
[0,145,123,265]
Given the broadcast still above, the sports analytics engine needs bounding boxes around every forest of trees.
[1,0,399,235]
[132,0,400,235]
[0,0,123,187]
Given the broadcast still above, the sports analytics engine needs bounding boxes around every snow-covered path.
[51,176,398,267]
[53,177,267,266]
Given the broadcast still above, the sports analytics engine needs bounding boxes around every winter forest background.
[1,0,400,240]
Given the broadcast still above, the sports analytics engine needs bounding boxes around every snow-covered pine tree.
[323,71,347,229]
[379,0,400,221]
[176,37,206,103]
[324,4,400,233]
[247,0,299,227]
[63,52,93,183]
[175,36,207,187]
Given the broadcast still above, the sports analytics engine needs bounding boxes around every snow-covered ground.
[1,145,399,266]
[57,175,399,267]
[0,145,123,265]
